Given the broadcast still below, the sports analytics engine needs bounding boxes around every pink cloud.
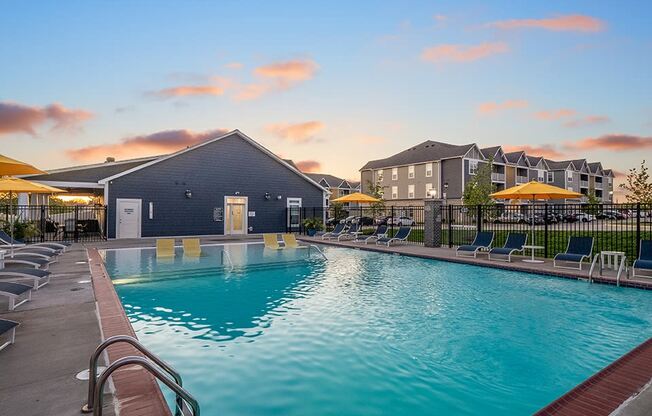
[488,15,606,32]
[478,99,529,115]
[254,59,318,86]
[503,144,565,159]
[66,128,228,162]
[421,42,509,63]
[563,115,610,128]
[148,85,226,98]
[533,108,577,120]
[265,121,324,144]
[224,62,243,69]
[564,134,652,151]
[295,160,321,172]
[0,101,93,136]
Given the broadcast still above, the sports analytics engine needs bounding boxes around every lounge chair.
[321,223,347,240]
[337,223,361,241]
[488,233,527,262]
[376,226,412,246]
[353,225,388,244]
[456,231,494,258]
[0,319,19,351]
[156,239,175,258]
[3,255,51,269]
[263,234,283,250]
[0,268,51,290]
[0,230,70,252]
[282,234,308,249]
[182,238,202,257]
[9,248,59,262]
[633,239,652,278]
[0,282,32,311]
[554,236,594,270]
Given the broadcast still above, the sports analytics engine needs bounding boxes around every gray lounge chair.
[488,233,527,262]
[0,282,32,311]
[9,248,59,262]
[456,232,494,258]
[0,319,19,351]
[2,255,51,270]
[632,240,652,278]
[376,226,411,246]
[0,230,70,252]
[554,236,594,270]
[353,225,388,244]
[0,268,51,290]
[337,223,361,241]
[322,223,347,240]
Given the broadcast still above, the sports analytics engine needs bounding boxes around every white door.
[116,199,142,239]
[225,196,247,235]
[287,198,302,231]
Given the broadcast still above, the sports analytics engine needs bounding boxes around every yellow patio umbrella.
[332,192,380,204]
[490,181,582,251]
[0,154,46,176]
[0,176,66,256]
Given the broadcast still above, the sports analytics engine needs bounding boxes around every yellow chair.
[182,238,202,257]
[263,233,283,250]
[156,239,175,258]
[282,234,308,249]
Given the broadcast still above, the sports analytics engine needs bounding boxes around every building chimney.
[105,157,115,163]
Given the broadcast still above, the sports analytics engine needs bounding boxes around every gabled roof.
[25,156,159,183]
[588,162,603,175]
[545,159,574,170]
[480,146,508,164]
[504,151,526,165]
[304,173,356,189]
[525,155,549,170]
[360,140,476,170]
[98,130,327,193]
[570,159,589,172]
[603,169,615,177]
[283,159,298,170]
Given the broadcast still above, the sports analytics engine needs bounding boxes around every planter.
[307,228,317,237]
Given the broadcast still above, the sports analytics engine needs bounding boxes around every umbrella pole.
[9,190,14,257]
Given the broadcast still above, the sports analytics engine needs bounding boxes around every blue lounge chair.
[456,232,494,258]
[322,223,347,240]
[488,233,527,262]
[376,226,411,246]
[354,225,388,244]
[0,268,51,290]
[633,239,652,278]
[554,236,594,270]
[337,223,361,241]
[9,248,59,262]
[0,282,32,311]
[0,230,70,252]
[0,319,19,351]
[2,255,52,270]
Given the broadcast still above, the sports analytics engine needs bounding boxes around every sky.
[1,1,651,189]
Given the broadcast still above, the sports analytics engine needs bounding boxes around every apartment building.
[304,173,360,206]
[360,140,614,205]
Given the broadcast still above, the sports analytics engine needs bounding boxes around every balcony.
[595,181,603,189]
[491,172,505,182]
[580,180,589,188]
[516,175,528,184]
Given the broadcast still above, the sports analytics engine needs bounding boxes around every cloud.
[66,128,228,161]
[254,59,318,86]
[503,144,565,159]
[433,14,447,22]
[487,15,606,32]
[0,101,93,136]
[533,108,577,120]
[421,42,509,63]
[148,85,226,99]
[265,121,324,144]
[295,160,321,172]
[233,83,274,101]
[477,99,529,115]
[564,134,652,151]
[224,62,243,69]
[563,115,610,128]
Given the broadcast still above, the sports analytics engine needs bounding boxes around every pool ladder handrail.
[221,249,235,271]
[588,253,628,286]
[308,244,328,261]
[81,335,193,416]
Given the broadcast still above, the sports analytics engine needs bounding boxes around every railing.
[595,181,603,189]
[581,180,589,188]
[309,244,328,260]
[0,204,107,243]
[516,176,528,184]
[221,250,234,272]
[491,173,505,182]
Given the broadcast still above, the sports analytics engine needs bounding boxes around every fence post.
[544,203,549,258]
[40,205,46,243]
[74,206,80,242]
[103,206,108,240]
[448,204,453,248]
[390,205,395,235]
[636,203,641,259]
[476,205,482,232]
[424,199,443,247]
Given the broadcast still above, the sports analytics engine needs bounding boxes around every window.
[377,169,383,181]
[566,170,573,182]
[392,168,398,181]
[391,186,398,199]
[608,177,613,185]
[537,170,545,182]
[547,172,554,183]
[425,183,435,197]
[425,163,433,177]
[469,160,479,175]
[408,165,415,179]
[408,184,415,199]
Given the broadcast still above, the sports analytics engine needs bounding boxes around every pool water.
[104,244,652,415]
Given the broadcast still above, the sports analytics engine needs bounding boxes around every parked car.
[494,212,526,224]
[563,213,579,223]
[326,217,342,226]
[387,216,415,226]
[352,216,374,226]
[524,214,546,225]
[374,216,392,225]
[597,210,626,220]
[575,213,595,222]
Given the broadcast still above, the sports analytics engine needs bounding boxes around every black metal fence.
[292,203,652,261]
[0,204,107,243]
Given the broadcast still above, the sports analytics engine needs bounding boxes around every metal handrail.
[221,249,234,271]
[308,245,328,260]
[588,254,600,282]
[91,356,200,416]
[82,335,184,415]
[616,255,627,286]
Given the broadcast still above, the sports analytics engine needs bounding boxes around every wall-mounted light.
[185,189,192,199]
[276,195,282,200]
[235,191,240,196]
[264,192,271,200]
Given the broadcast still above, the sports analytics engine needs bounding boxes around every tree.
[619,160,652,204]
[583,187,601,214]
[463,159,496,206]
[365,179,386,216]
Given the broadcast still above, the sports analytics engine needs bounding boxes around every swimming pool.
[103,244,652,415]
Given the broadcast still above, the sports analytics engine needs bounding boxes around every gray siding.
[107,133,324,238]
[442,158,463,199]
